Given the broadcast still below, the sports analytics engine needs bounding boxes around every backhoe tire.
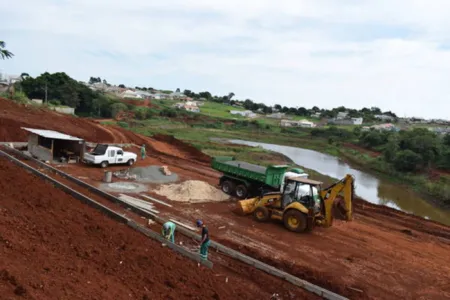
[253,207,271,222]
[221,180,235,195]
[235,184,248,199]
[100,161,109,168]
[283,210,307,233]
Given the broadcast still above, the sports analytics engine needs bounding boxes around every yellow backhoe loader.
[238,174,354,233]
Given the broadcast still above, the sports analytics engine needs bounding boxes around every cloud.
[1,0,450,118]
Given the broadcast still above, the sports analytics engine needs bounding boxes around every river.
[228,139,450,226]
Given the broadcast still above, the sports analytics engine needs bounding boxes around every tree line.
[311,126,450,172]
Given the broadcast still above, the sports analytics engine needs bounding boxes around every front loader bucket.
[235,198,258,215]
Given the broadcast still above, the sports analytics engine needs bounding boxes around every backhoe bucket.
[236,198,259,215]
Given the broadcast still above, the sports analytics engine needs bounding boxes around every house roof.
[21,127,84,141]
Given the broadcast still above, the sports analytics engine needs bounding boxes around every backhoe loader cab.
[238,174,354,233]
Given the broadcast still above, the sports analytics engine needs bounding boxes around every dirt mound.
[0,157,314,299]
[153,134,211,164]
[120,98,153,107]
[353,197,450,239]
[0,97,117,142]
[154,180,229,203]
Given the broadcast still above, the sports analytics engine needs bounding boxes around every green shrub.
[110,103,128,118]
[117,121,129,128]
[49,99,61,106]
[393,150,422,172]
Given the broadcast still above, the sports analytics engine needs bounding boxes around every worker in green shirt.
[161,221,176,243]
[140,144,146,160]
[196,219,210,260]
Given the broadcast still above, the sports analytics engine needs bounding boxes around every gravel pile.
[154,180,230,203]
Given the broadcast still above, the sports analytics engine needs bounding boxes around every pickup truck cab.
[83,144,137,168]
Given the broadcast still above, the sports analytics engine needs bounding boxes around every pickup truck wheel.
[235,185,248,199]
[221,180,235,195]
[253,207,271,222]
[100,161,109,168]
[127,159,135,166]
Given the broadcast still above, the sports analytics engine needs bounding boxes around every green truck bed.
[211,156,289,188]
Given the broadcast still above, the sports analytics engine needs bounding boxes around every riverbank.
[105,119,450,208]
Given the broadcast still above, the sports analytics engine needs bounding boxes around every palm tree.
[0,41,14,59]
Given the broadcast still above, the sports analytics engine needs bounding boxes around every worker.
[196,219,210,260]
[140,144,146,160]
[161,221,176,243]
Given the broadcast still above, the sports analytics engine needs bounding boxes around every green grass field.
[199,102,247,119]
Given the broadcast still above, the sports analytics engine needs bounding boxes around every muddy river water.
[228,139,450,226]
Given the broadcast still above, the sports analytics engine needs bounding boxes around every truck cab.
[83,144,137,168]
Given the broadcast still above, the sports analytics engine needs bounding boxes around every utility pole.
[44,82,48,103]
[44,68,48,104]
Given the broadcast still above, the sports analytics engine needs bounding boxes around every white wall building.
[230,110,257,118]
[281,119,316,128]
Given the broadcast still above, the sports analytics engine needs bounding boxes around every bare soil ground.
[44,157,450,299]
[2,97,450,299]
[0,157,317,300]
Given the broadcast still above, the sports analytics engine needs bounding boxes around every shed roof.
[21,127,84,141]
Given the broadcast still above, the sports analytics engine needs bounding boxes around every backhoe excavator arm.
[319,174,354,227]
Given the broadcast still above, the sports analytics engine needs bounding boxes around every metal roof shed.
[21,127,85,163]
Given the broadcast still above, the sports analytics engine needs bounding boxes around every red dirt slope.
[0,97,208,164]
[0,157,315,299]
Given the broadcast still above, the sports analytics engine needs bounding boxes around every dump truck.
[211,156,307,199]
[238,174,354,233]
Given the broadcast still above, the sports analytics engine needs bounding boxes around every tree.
[296,107,308,116]
[393,150,422,172]
[199,91,212,100]
[383,137,400,163]
[398,129,441,167]
[243,99,253,110]
[176,88,180,93]
[88,77,102,84]
[110,103,128,118]
[228,92,235,101]
[443,134,450,147]
[20,73,30,80]
[118,84,125,88]
[353,126,362,138]
[360,130,385,148]
[0,41,13,59]
[274,104,282,111]
[370,107,382,114]
[263,106,273,114]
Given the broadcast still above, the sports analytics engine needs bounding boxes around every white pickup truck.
[83,144,137,168]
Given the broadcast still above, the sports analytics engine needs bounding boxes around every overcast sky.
[2,1,450,119]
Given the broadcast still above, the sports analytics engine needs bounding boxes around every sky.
[1,0,450,119]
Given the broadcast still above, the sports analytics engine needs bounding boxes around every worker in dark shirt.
[196,219,210,260]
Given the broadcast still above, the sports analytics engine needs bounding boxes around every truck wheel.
[100,161,109,168]
[253,207,271,222]
[283,210,307,232]
[127,159,135,166]
[235,185,248,199]
[221,180,235,195]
